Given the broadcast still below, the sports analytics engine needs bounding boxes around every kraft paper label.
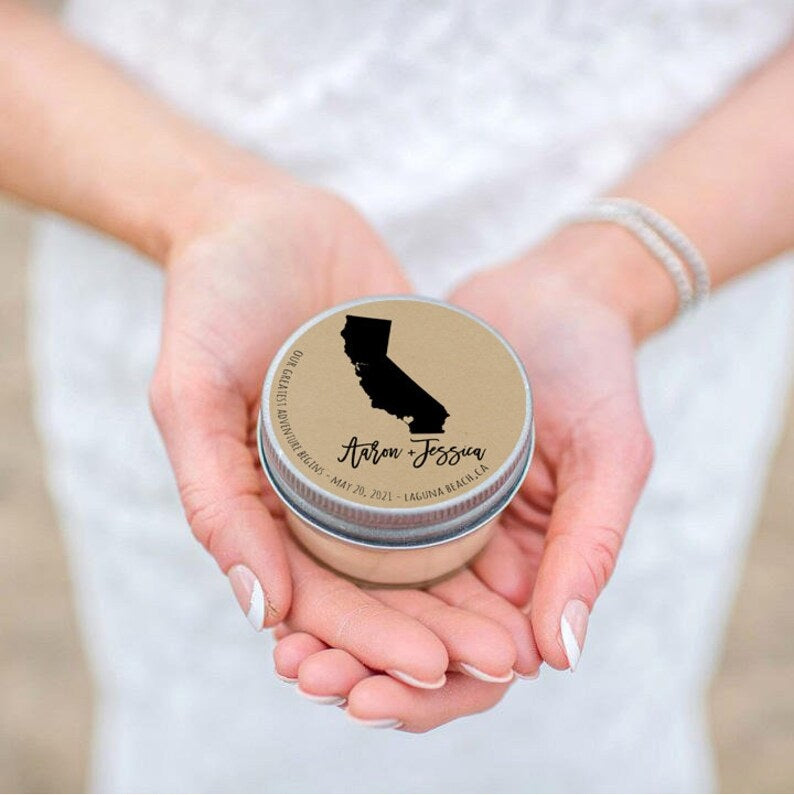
[267,298,527,508]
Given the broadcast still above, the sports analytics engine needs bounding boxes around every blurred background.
[1,196,793,793]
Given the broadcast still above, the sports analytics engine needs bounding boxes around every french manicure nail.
[296,685,346,706]
[513,668,540,680]
[275,672,298,684]
[347,714,403,729]
[385,669,446,690]
[454,662,514,683]
[228,564,266,631]
[560,599,590,672]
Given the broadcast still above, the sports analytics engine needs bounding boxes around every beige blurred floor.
[0,197,792,794]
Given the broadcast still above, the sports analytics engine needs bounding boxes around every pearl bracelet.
[566,198,711,315]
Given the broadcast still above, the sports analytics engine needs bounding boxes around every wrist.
[150,147,297,265]
[517,222,680,343]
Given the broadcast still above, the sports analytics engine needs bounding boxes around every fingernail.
[275,672,298,684]
[513,668,540,680]
[453,662,514,683]
[385,669,446,690]
[228,564,266,631]
[560,599,589,672]
[347,714,403,729]
[296,685,346,706]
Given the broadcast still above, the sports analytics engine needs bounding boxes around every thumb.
[149,364,291,631]
[530,415,653,671]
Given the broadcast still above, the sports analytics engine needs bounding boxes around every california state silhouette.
[340,314,449,434]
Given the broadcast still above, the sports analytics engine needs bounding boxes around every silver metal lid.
[258,296,534,549]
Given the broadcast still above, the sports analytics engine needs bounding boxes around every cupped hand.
[271,524,539,732]
[272,224,656,730]
[149,169,540,688]
[449,226,655,671]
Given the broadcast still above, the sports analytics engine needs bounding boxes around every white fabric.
[29,2,794,791]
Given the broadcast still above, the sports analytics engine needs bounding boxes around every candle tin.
[258,296,533,587]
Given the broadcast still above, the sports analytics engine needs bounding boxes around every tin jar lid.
[258,296,533,549]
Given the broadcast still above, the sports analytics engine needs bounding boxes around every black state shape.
[340,314,449,434]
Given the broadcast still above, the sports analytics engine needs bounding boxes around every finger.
[271,622,291,641]
[370,587,516,683]
[502,525,545,615]
[285,541,449,687]
[503,522,546,564]
[150,366,291,630]
[473,521,546,614]
[430,569,542,678]
[297,648,372,704]
[531,416,653,671]
[272,631,328,683]
[345,673,510,733]
[467,526,535,608]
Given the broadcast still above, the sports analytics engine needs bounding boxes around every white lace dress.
[29,2,794,792]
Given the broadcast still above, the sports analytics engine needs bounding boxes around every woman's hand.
[149,169,540,687]
[450,225,657,671]
[270,525,538,732]
[270,223,659,731]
